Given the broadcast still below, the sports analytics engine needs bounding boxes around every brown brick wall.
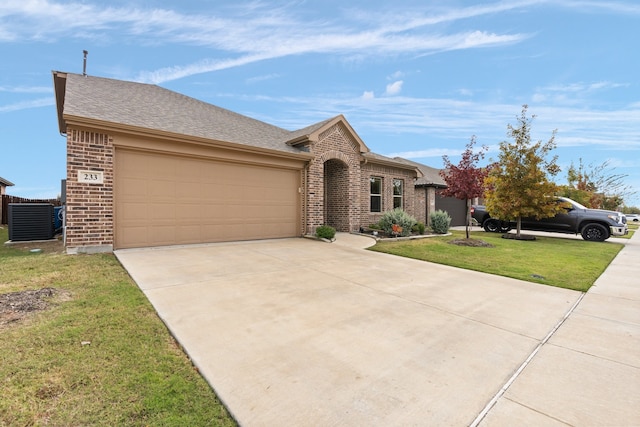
[306,123,362,233]
[324,159,350,231]
[65,128,114,253]
[414,187,427,224]
[360,163,417,227]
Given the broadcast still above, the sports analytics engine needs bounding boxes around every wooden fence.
[1,195,62,225]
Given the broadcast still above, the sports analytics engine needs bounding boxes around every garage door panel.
[152,180,175,198]
[201,183,221,199]
[121,177,148,197]
[176,225,202,242]
[120,201,149,221]
[435,192,467,227]
[115,149,301,249]
[175,162,201,181]
[151,204,176,221]
[121,226,149,248]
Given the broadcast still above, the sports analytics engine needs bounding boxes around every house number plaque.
[78,170,104,184]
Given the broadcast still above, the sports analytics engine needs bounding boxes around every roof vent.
[83,50,88,76]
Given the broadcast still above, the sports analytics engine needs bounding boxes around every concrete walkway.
[115,230,640,426]
[479,229,640,426]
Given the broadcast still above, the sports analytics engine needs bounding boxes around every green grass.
[0,227,236,426]
[369,230,624,292]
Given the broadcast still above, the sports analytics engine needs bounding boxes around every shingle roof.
[357,152,425,173]
[393,158,447,187]
[0,176,15,187]
[286,117,337,144]
[60,73,305,154]
[53,72,421,175]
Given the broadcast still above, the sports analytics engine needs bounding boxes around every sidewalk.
[477,229,640,426]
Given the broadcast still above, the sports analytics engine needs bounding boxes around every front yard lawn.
[0,227,236,426]
[369,230,624,292]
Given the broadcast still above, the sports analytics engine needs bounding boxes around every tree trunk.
[465,199,471,239]
[516,216,522,238]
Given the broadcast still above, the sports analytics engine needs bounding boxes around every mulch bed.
[501,233,537,241]
[0,288,61,327]
[448,238,494,247]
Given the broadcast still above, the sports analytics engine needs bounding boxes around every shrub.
[315,225,336,240]
[412,222,426,235]
[379,208,417,237]
[430,210,451,234]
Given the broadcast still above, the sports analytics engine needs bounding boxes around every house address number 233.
[78,170,104,184]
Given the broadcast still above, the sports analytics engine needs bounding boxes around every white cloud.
[362,91,375,100]
[532,93,546,103]
[0,85,50,93]
[537,81,628,94]
[248,91,640,154]
[0,97,54,113]
[605,157,640,168]
[1,0,532,83]
[385,80,403,96]
[246,73,280,84]
[558,1,640,14]
[135,53,273,84]
[530,80,631,107]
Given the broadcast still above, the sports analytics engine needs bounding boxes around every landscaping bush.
[412,222,426,235]
[379,208,417,237]
[430,210,451,234]
[315,225,336,240]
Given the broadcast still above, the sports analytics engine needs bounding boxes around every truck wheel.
[581,224,609,241]
[483,219,501,233]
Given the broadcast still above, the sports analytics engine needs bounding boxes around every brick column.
[65,128,114,253]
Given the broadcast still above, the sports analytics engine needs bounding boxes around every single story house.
[1,176,15,225]
[397,159,468,227]
[53,71,462,253]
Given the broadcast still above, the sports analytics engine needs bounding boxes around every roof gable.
[286,115,370,154]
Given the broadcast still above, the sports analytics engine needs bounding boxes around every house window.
[370,177,382,212]
[393,179,403,209]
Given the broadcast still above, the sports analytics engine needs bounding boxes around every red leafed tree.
[440,136,490,239]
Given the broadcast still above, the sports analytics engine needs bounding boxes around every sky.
[1,0,639,207]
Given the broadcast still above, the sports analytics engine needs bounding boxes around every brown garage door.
[115,149,301,249]
[435,191,468,227]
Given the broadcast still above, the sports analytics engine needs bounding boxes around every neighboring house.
[0,176,14,196]
[0,176,15,225]
[55,71,449,253]
[394,159,469,227]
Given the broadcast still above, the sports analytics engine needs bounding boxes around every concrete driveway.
[115,233,636,426]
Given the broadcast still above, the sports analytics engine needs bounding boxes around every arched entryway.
[324,158,350,231]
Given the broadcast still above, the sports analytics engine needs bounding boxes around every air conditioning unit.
[8,203,54,241]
